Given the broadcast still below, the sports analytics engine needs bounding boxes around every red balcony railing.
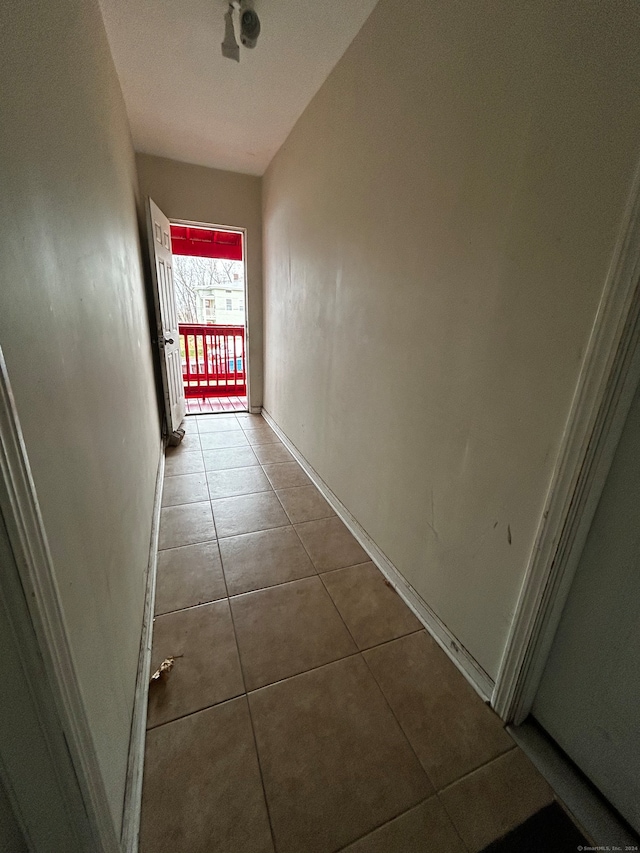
[179,324,246,398]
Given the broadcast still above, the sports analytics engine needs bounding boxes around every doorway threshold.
[184,396,247,415]
[508,718,639,848]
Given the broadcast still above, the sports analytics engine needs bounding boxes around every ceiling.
[98,0,379,176]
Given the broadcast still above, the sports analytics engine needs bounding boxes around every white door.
[533,380,640,833]
[146,198,185,433]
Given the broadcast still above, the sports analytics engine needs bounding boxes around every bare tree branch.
[173,255,243,324]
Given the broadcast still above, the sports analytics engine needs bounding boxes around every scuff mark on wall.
[427,487,439,541]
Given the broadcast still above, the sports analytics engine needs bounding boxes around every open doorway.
[170,222,248,414]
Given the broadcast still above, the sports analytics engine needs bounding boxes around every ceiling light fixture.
[221,4,240,62]
[221,0,261,63]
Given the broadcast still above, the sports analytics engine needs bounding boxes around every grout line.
[318,567,443,800]
[331,795,471,853]
[288,512,320,569]
[199,442,252,453]
[157,534,217,553]
[207,485,274,502]
[318,560,376,577]
[358,645,437,786]
[435,791,473,852]
[435,742,519,795]
[154,595,228,619]
[270,480,299,525]
[165,447,204,457]
[316,571,361,650]
[224,570,321,600]
[161,496,211,510]
[197,416,243,426]
[215,518,280,853]
[435,750,524,853]
[239,630,438,698]
[243,694,279,853]
[246,648,364,696]
[145,691,245,731]
[197,428,245,438]
[349,653,470,853]
[213,519,290,540]
[202,460,262,474]
[158,495,211,509]
[163,467,208,477]
[162,467,206,480]
[316,567,509,811]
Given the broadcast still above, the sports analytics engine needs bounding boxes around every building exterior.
[199,273,245,326]
[173,255,245,326]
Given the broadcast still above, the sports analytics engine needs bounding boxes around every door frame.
[492,158,640,723]
[170,218,252,412]
[0,347,120,852]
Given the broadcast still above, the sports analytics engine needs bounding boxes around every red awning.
[170,225,243,261]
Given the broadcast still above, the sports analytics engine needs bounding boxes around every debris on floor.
[167,428,185,447]
[150,656,180,683]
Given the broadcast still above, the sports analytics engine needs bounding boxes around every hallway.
[140,414,570,853]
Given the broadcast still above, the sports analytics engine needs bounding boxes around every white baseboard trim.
[261,409,494,703]
[120,445,164,853]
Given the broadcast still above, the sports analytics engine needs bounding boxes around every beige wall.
[0,779,26,853]
[263,0,640,680]
[0,0,160,832]
[136,154,264,408]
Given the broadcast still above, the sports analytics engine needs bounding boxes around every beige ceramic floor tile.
[219,526,315,595]
[253,443,294,464]
[140,697,274,853]
[158,501,216,550]
[212,492,289,537]
[363,631,513,790]
[249,655,433,853]
[438,748,554,852]
[166,430,201,451]
[236,413,264,426]
[275,485,335,524]
[241,420,276,434]
[147,600,244,728]
[340,797,466,853]
[207,465,272,499]
[202,446,259,471]
[155,541,226,615]
[196,415,239,433]
[199,429,249,450]
[246,429,281,446]
[161,472,210,507]
[165,450,205,476]
[263,461,311,489]
[231,576,357,689]
[295,516,369,571]
[322,562,422,650]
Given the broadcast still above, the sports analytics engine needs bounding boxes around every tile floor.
[140,413,562,853]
